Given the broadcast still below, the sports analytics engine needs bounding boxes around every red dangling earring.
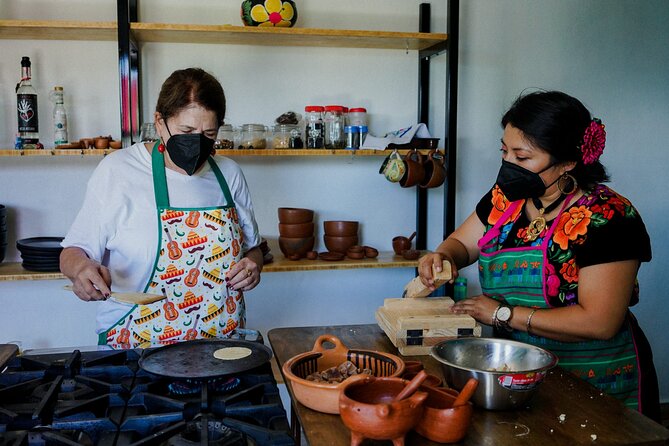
[158,143,165,153]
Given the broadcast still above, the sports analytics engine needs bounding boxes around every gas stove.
[0,344,294,445]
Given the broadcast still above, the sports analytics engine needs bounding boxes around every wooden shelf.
[0,149,117,157]
[0,20,117,41]
[131,23,447,50]
[0,252,419,282]
[0,20,446,50]
[0,148,442,158]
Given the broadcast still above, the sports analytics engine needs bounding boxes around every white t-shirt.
[62,143,260,333]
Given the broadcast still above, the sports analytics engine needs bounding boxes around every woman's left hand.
[451,294,500,326]
[226,256,261,291]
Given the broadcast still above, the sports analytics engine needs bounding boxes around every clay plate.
[319,251,345,261]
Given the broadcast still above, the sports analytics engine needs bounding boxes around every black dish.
[16,237,64,254]
[21,263,61,272]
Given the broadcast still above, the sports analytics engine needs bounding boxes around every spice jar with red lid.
[324,105,345,150]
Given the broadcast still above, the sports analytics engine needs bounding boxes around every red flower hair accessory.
[580,118,606,165]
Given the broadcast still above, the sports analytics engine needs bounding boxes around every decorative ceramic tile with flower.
[241,0,298,27]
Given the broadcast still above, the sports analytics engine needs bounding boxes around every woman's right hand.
[418,252,459,291]
[60,247,112,302]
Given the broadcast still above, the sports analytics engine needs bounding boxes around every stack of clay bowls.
[323,221,359,254]
[278,208,315,260]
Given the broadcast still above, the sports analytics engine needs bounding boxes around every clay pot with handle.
[399,149,425,188]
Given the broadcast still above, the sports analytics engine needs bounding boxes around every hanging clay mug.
[241,0,298,27]
[379,149,406,183]
[420,149,446,188]
[400,149,425,188]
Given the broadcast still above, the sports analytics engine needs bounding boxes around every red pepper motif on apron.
[478,195,642,411]
[100,144,245,348]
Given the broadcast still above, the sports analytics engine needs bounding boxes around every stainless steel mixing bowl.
[431,337,558,410]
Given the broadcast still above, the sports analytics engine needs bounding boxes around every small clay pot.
[347,245,364,253]
[80,138,94,149]
[339,375,428,445]
[324,235,358,254]
[403,371,442,388]
[364,246,379,258]
[278,207,314,224]
[414,381,476,444]
[403,360,424,375]
[278,222,314,238]
[109,140,122,149]
[402,249,420,260]
[420,149,446,188]
[346,250,365,260]
[323,220,359,236]
[94,137,110,149]
[306,250,318,260]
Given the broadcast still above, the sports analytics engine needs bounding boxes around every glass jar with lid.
[238,124,267,149]
[214,124,236,150]
[304,105,324,148]
[272,124,303,149]
[324,105,345,150]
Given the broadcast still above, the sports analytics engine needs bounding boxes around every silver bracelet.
[526,308,538,336]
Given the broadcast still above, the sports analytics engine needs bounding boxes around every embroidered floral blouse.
[475,183,651,307]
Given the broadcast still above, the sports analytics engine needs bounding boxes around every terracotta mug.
[400,149,425,188]
[379,149,406,183]
[420,149,446,188]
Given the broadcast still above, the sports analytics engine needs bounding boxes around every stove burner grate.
[168,377,241,396]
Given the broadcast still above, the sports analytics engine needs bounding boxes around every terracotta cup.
[420,149,446,188]
[414,379,478,443]
[399,149,425,188]
[392,231,416,255]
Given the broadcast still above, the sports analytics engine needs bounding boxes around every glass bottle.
[324,105,345,149]
[50,86,68,146]
[214,124,236,150]
[16,56,39,147]
[239,124,267,149]
[304,105,324,148]
[272,124,303,149]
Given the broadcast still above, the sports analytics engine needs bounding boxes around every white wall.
[1,0,667,402]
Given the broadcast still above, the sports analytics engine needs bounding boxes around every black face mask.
[495,160,558,201]
[163,123,214,176]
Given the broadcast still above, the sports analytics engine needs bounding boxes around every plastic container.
[324,105,345,149]
[272,124,303,149]
[238,124,267,149]
[358,125,369,147]
[344,125,359,150]
[214,124,236,150]
[348,107,368,126]
[304,105,324,148]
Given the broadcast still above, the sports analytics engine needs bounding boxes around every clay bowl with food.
[414,378,478,443]
[323,220,359,237]
[282,334,405,414]
[339,374,428,445]
[323,235,358,254]
[278,236,314,259]
[431,337,558,410]
[278,222,314,238]
[278,207,314,224]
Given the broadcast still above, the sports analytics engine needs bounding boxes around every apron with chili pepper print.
[99,145,245,348]
[478,196,641,411]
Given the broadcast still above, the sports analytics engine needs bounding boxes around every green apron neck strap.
[151,142,235,208]
[151,141,170,208]
[208,157,234,207]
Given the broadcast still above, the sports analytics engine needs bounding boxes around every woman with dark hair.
[419,91,660,420]
[61,68,263,347]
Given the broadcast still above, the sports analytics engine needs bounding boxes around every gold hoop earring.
[557,173,578,194]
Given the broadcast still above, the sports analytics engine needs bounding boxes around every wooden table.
[268,324,669,446]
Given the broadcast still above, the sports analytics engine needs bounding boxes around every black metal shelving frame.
[116,0,459,249]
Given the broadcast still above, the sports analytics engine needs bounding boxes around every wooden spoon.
[393,369,428,402]
[63,285,165,305]
[452,378,479,407]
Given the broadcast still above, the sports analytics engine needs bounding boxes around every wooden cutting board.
[375,297,481,355]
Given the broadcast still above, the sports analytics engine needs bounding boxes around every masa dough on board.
[213,347,252,360]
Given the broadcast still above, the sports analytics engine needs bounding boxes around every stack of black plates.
[16,237,64,272]
[0,205,7,263]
